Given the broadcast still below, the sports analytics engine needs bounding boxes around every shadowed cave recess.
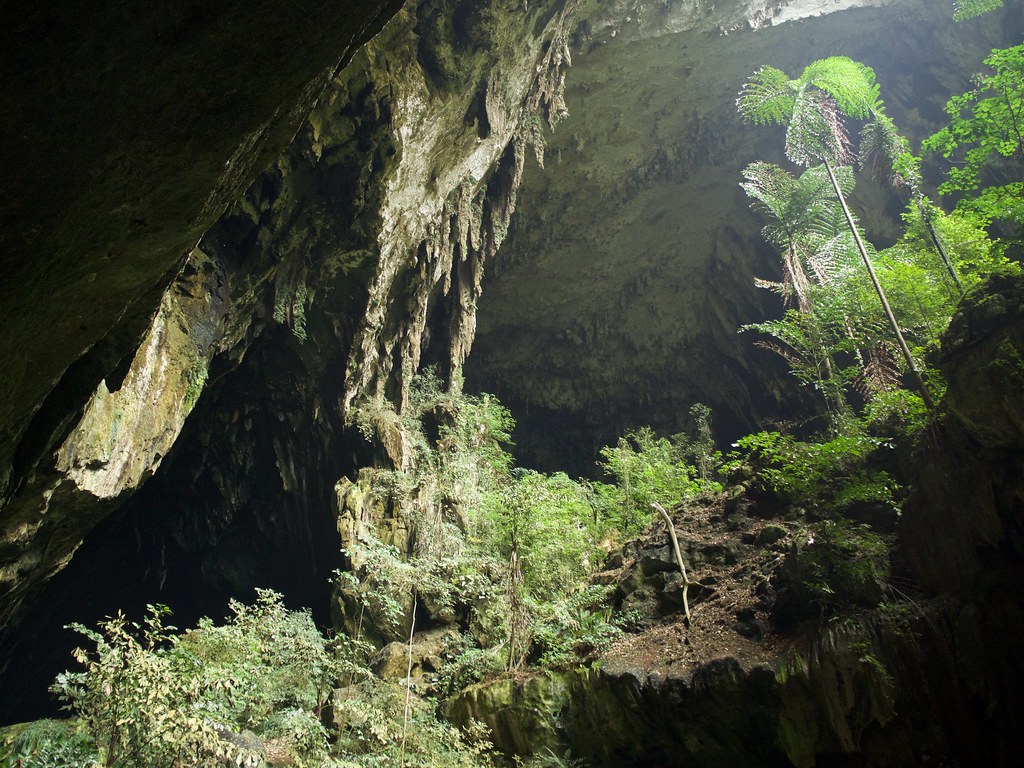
[2,0,1024,765]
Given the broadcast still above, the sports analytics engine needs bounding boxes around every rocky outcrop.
[0,0,580,642]
[0,0,587,721]
[0,0,406,640]
[0,0,403,500]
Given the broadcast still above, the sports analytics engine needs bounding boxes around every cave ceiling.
[466,0,1021,468]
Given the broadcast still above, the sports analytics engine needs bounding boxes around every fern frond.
[954,0,1003,21]
[813,230,863,283]
[786,89,852,166]
[800,56,881,118]
[741,161,798,220]
[860,115,928,202]
[738,66,797,125]
[853,345,902,398]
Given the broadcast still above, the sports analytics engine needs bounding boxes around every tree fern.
[799,57,881,119]
[737,65,796,125]
[741,162,853,284]
[738,56,937,410]
[785,89,852,167]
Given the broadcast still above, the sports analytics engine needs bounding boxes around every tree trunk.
[822,159,936,411]
[920,204,965,297]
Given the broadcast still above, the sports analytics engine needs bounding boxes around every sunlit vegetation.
[5,8,1021,767]
[738,51,1019,423]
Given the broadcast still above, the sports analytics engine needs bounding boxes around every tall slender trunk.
[822,159,936,411]
[918,199,965,297]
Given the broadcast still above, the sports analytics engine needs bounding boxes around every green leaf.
[738,65,796,125]
[800,56,881,119]
[954,0,1004,21]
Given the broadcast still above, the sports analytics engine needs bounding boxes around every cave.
[2,0,1024,766]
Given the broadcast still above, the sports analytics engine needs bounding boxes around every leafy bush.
[776,520,890,622]
[49,591,341,768]
[728,427,898,513]
[332,677,495,768]
[435,633,507,697]
[0,719,97,768]
[594,427,717,537]
[51,604,236,767]
[923,43,1024,237]
[176,589,342,725]
[530,585,622,669]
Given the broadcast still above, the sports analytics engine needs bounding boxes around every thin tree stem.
[822,159,936,411]
[399,591,417,768]
[652,502,691,622]
[919,199,965,297]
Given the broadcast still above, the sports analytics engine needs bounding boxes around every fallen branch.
[652,502,695,621]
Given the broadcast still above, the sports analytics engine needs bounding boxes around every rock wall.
[0,0,403,499]
[0,0,405,636]
[0,0,582,720]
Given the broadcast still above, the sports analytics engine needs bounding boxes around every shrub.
[728,427,898,513]
[0,719,97,768]
[50,591,340,768]
[594,427,715,537]
[776,519,890,622]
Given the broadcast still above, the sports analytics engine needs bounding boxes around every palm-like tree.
[741,161,900,412]
[738,57,935,410]
[741,161,856,310]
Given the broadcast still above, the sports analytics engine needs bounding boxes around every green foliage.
[742,309,852,412]
[799,57,880,120]
[0,720,96,768]
[338,534,416,640]
[333,678,495,768]
[347,374,617,679]
[485,471,596,603]
[862,388,931,437]
[42,589,500,768]
[49,592,343,768]
[728,426,898,512]
[953,0,1004,21]
[785,519,890,619]
[736,66,795,126]
[435,633,507,697]
[923,44,1024,234]
[530,585,622,669]
[176,589,342,724]
[742,173,1008,418]
[183,361,208,411]
[739,57,880,167]
[593,427,717,538]
[51,604,235,768]
[685,403,720,482]
[273,283,309,341]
